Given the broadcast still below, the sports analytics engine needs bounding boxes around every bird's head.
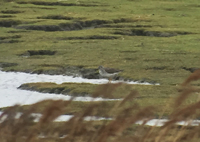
[98,66,103,69]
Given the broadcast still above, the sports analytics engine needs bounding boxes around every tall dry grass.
[1,71,200,142]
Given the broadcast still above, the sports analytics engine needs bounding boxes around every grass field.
[1,0,200,84]
[1,0,200,141]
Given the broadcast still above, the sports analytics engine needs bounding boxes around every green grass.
[19,82,178,99]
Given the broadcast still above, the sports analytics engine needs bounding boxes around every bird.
[98,66,122,79]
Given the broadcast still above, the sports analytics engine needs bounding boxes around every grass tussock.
[1,73,200,142]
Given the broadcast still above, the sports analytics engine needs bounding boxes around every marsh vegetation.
[0,0,200,141]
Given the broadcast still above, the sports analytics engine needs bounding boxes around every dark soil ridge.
[18,82,159,98]
[0,62,18,68]
[0,35,21,40]
[37,15,80,20]
[30,67,157,84]
[0,19,21,27]
[20,50,59,58]
[17,1,106,7]
[0,35,22,44]
[96,24,153,28]
[0,62,157,84]
[31,65,100,79]
[145,66,168,71]
[58,35,119,40]
[0,17,149,32]
[18,84,90,97]
[7,30,30,33]
[8,19,189,37]
[0,39,21,44]
[114,29,191,37]
[0,15,15,18]
[1,10,24,14]
[15,18,132,31]
[21,50,56,56]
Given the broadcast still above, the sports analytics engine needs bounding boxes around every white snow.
[0,111,111,123]
[1,111,200,126]
[0,70,154,108]
[135,119,200,127]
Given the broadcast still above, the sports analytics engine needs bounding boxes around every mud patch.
[18,83,90,97]
[114,29,191,37]
[17,1,104,7]
[0,62,18,68]
[18,84,67,94]
[21,50,56,57]
[34,7,56,10]
[164,8,176,11]
[15,19,109,31]
[80,68,99,79]
[143,58,171,62]
[1,10,24,14]
[23,25,50,32]
[0,15,15,18]
[0,39,21,44]
[112,18,149,23]
[16,25,62,31]
[37,15,77,20]
[59,35,119,40]
[0,35,21,40]
[96,24,152,28]
[64,65,99,79]
[59,19,110,30]
[120,50,137,53]
[0,19,21,27]
[161,51,188,55]
[0,35,22,44]
[19,64,99,79]
[28,65,99,79]
[7,30,30,33]
[15,18,138,31]
[145,66,167,70]
[124,57,136,61]
[136,78,157,84]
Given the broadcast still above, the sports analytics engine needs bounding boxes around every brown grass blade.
[182,69,200,86]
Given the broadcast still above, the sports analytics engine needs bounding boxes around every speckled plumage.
[98,66,122,78]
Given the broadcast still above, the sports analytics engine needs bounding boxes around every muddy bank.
[17,1,106,7]
[14,19,118,31]
[114,29,191,37]
[1,61,158,84]
[18,83,91,97]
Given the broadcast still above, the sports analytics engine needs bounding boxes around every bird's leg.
[108,77,112,83]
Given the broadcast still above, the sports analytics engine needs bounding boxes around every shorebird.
[98,66,122,79]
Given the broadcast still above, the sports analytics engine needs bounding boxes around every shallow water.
[0,70,153,108]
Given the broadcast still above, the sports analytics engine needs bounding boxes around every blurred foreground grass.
[1,69,200,142]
